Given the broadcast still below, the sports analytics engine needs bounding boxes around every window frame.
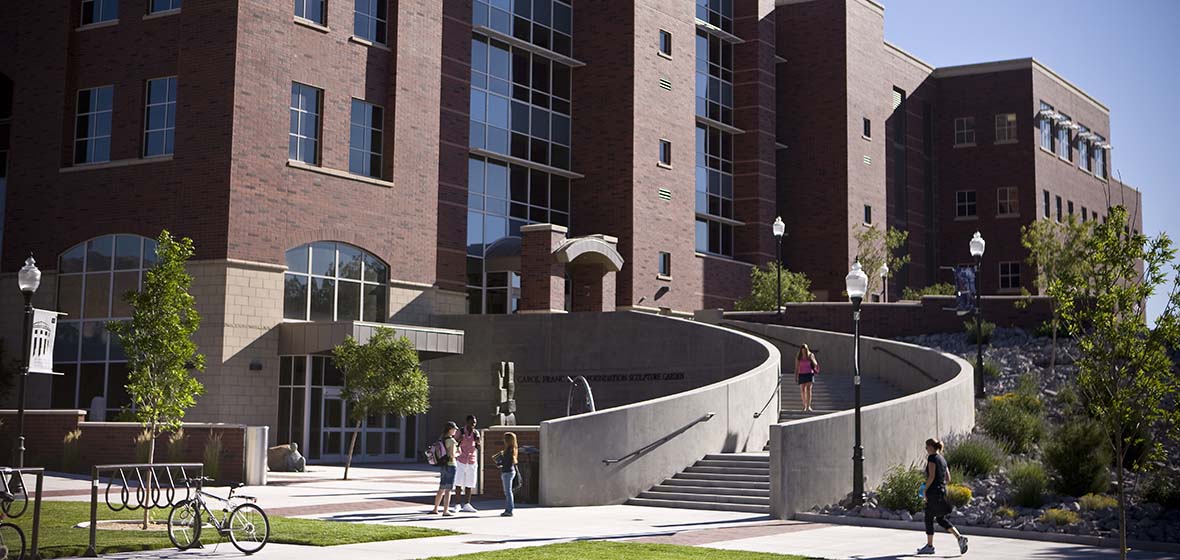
[283,241,390,323]
[862,117,871,140]
[74,85,114,165]
[994,113,1017,143]
[996,186,1019,217]
[1056,195,1063,222]
[658,29,672,57]
[148,0,181,14]
[953,116,975,146]
[289,82,323,165]
[353,0,387,44]
[955,190,977,219]
[143,76,177,158]
[81,0,119,25]
[659,138,672,166]
[999,261,1021,291]
[295,0,327,26]
[658,251,672,277]
[1057,112,1072,161]
[348,99,384,179]
[863,204,872,225]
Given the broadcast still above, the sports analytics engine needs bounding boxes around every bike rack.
[84,463,204,558]
[0,467,45,560]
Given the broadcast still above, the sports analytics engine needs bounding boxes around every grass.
[13,500,456,559]
[426,541,817,560]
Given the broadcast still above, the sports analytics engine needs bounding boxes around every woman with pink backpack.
[430,421,459,516]
[795,344,819,412]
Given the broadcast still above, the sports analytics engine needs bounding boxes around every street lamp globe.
[846,261,868,301]
[970,231,986,259]
[772,216,785,239]
[18,256,40,295]
[877,262,888,279]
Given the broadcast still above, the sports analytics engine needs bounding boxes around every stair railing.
[753,374,780,418]
[871,345,939,383]
[602,412,715,465]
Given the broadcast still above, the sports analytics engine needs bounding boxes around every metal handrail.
[753,375,781,419]
[602,412,715,465]
[0,467,45,560]
[871,345,940,383]
[85,463,204,558]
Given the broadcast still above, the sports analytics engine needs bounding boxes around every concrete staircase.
[777,373,904,422]
[626,453,770,514]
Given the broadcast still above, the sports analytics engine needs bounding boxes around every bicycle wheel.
[167,500,202,550]
[0,521,25,560]
[227,503,269,554]
[2,477,27,519]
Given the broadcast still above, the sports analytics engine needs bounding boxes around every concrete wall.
[537,317,779,507]
[726,321,973,519]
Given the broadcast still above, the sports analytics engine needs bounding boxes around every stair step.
[685,465,768,476]
[702,453,768,462]
[661,478,769,490]
[626,497,769,514]
[649,484,769,497]
[695,459,768,469]
[638,491,769,505]
[673,471,769,483]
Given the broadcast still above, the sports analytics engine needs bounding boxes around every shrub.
[979,398,1044,454]
[1056,384,1081,416]
[877,464,925,514]
[165,428,187,463]
[134,429,153,463]
[945,433,1004,478]
[1009,462,1048,508]
[1079,493,1118,511]
[947,484,973,508]
[1142,474,1180,509]
[981,359,1002,379]
[964,319,996,345]
[1041,508,1081,526]
[996,506,1018,519]
[734,262,815,311]
[62,429,83,472]
[1044,419,1110,497]
[204,432,223,482]
[901,283,956,300]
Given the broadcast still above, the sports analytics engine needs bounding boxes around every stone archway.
[519,224,624,313]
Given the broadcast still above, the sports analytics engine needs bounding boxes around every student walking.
[917,438,968,555]
[452,415,482,513]
[431,421,459,516]
[795,344,819,412]
[493,431,519,517]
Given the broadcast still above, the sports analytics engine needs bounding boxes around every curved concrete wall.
[724,321,974,519]
[539,317,779,506]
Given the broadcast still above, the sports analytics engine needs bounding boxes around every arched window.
[52,234,158,415]
[284,242,388,322]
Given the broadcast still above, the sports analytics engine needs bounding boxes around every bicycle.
[167,476,270,555]
[0,468,27,560]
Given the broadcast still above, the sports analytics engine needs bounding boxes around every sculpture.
[267,442,306,472]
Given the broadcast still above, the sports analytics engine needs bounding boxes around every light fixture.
[18,256,41,294]
[877,262,889,278]
[845,261,868,302]
[772,216,785,239]
[970,232,986,259]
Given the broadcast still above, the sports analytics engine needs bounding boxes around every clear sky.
[879,0,1179,324]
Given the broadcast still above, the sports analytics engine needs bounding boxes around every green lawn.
[12,500,456,559]
[427,542,817,560]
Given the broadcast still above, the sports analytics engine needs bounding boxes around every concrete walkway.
[41,467,1176,559]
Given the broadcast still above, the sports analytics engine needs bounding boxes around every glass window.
[696,0,733,33]
[1067,200,1074,217]
[53,235,154,416]
[999,262,1021,290]
[659,30,672,56]
[695,123,733,256]
[1057,112,1072,161]
[1076,124,1091,171]
[863,205,872,224]
[863,118,871,139]
[81,0,119,25]
[953,117,975,146]
[659,139,672,165]
[997,186,1018,217]
[349,99,383,178]
[658,252,671,276]
[695,30,733,124]
[955,190,977,218]
[994,113,1016,143]
[1081,206,1088,222]
[354,0,387,44]
[1056,195,1063,222]
[144,77,177,157]
[74,86,113,164]
[1093,133,1107,179]
[1039,101,1053,150]
[289,83,321,164]
[149,0,180,13]
[295,0,326,25]
[1043,190,1051,219]
[284,242,389,322]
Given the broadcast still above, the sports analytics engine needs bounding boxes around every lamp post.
[16,255,41,468]
[845,261,868,506]
[969,232,987,399]
[773,217,786,317]
[877,262,889,303]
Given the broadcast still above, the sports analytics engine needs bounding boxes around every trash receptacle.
[245,426,269,486]
[516,446,540,504]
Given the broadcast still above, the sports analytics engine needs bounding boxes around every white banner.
[29,308,65,375]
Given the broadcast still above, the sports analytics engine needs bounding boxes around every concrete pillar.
[519,224,567,313]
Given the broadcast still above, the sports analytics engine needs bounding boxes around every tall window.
[52,235,158,416]
[695,31,734,125]
[1093,134,1107,179]
[659,139,672,165]
[695,124,734,256]
[953,117,975,146]
[1039,101,1053,150]
[863,118,872,139]
[955,191,977,218]
[1067,200,1074,217]
[143,77,177,158]
[82,0,119,25]
[354,0,387,44]
[999,262,1021,291]
[1081,206,1088,222]
[695,0,733,33]
[473,0,573,57]
[1056,195,1063,222]
[289,82,321,164]
[284,242,389,322]
[994,113,1016,143]
[1043,190,1051,218]
[1077,124,1091,172]
[658,252,672,277]
[997,186,1018,217]
[349,100,383,178]
[659,30,672,57]
[1057,112,1072,160]
[75,86,113,164]
[149,0,181,13]
[863,204,872,225]
[295,0,326,25]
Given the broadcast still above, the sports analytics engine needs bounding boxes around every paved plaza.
[37,464,1177,560]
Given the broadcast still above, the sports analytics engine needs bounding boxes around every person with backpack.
[795,344,819,412]
[492,431,520,517]
[430,421,459,516]
[917,438,968,555]
[452,415,482,513]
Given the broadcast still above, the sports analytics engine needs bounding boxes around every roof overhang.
[278,321,464,359]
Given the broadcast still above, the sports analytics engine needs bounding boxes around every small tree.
[1021,215,1092,375]
[107,230,205,528]
[854,225,910,297]
[333,328,430,480]
[734,262,815,311]
[1051,206,1180,560]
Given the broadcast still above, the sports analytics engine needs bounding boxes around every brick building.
[0,0,1143,461]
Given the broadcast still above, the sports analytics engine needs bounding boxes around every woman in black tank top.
[918,438,968,556]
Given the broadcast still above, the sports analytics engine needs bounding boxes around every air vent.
[863,155,872,165]
[658,78,672,91]
[658,188,672,200]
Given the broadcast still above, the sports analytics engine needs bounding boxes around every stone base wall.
[479,426,540,500]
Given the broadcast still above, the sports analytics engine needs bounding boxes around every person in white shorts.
[453,415,481,513]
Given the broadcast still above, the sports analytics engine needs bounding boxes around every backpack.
[425,439,448,466]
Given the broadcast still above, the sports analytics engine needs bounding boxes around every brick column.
[570,263,616,313]
[519,224,567,313]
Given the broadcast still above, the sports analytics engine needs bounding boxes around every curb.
[792,513,1180,555]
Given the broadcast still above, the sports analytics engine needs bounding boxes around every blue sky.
[879,0,1179,324]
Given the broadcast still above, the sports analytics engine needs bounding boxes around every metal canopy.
[278,321,464,359]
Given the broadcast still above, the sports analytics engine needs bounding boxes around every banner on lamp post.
[954,266,977,316]
[28,308,66,375]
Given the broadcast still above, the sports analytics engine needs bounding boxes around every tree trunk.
[143,425,157,530]
[1049,319,1058,377]
[1117,438,1127,560]
[343,420,362,481]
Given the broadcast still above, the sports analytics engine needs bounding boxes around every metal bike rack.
[0,467,45,560]
[84,463,204,558]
